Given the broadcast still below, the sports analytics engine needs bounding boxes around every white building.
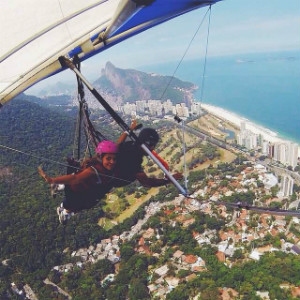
[288,142,298,169]
[123,102,137,116]
[175,103,189,118]
[190,102,202,116]
[148,100,163,116]
[260,173,278,190]
[237,121,259,150]
[136,100,147,113]
[237,130,258,150]
[280,175,294,197]
[272,142,298,168]
[262,141,269,155]
[163,99,174,115]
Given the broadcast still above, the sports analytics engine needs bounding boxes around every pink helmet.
[96,140,118,156]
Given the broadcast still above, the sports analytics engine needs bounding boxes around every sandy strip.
[201,103,293,144]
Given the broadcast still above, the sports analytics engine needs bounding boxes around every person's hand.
[38,166,50,183]
[130,119,137,130]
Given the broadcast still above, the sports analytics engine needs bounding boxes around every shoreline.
[201,103,300,148]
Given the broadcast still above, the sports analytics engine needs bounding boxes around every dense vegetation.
[0,96,117,298]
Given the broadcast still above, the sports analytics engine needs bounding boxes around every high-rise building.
[268,144,274,158]
[136,100,147,113]
[237,130,258,150]
[163,99,174,115]
[148,100,163,116]
[280,175,294,197]
[240,121,246,132]
[175,103,189,118]
[262,141,269,155]
[190,102,202,116]
[271,142,298,168]
[123,102,137,116]
[288,142,298,169]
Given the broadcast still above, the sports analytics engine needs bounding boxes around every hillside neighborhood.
[10,156,300,299]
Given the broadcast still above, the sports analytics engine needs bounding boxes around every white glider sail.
[0,0,221,105]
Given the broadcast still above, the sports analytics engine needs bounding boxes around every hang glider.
[0,0,221,105]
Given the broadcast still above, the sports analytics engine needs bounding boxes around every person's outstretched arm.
[117,119,137,144]
[38,166,93,185]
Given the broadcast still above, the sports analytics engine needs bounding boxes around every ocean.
[140,50,300,144]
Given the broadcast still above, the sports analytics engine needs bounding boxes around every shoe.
[56,204,74,225]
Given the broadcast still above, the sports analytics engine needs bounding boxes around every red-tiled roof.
[184,255,197,264]
[216,251,225,262]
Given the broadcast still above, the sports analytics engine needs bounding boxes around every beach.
[201,103,298,147]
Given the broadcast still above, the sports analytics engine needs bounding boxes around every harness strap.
[90,166,102,184]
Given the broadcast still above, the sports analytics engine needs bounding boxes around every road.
[44,278,72,300]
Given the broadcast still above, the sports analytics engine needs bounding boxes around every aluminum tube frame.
[141,144,188,196]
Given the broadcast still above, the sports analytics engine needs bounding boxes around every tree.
[128,278,150,300]
[120,244,135,261]
[199,287,221,300]
[232,249,244,260]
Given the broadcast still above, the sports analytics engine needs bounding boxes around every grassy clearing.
[98,116,237,228]
[116,187,159,223]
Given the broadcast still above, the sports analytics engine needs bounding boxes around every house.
[224,246,235,257]
[164,210,173,216]
[182,218,195,227]
[154,287,169,297]
[256,291,270,300]
[291,286,300,298]
[220,287,238,300]
[192,266,206,272]
[143,228,155,239]
[270,228,279,236]
[165,277,180,289]
[249,250,261,261]
[148,284,159,293]
[155,265,169,277]
[185,273,197,281]
[137,245,151,255]
[173,250,184,260]
[183,255,198,264]
[291,245,300,255]
[257,245,272,254]
[216,251,225,262]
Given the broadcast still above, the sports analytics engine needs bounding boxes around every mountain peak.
[95,64,196,105]
[105,61,116,70]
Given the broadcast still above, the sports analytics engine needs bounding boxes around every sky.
[28,0,300,94]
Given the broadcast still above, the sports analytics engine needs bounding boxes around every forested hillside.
[0,96,118,298]
[94,62,196,105]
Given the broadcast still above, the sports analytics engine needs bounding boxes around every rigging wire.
[199,5,212,103]
[159,6,211,101]
[181,119,188,192]
[165,6,212,194]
